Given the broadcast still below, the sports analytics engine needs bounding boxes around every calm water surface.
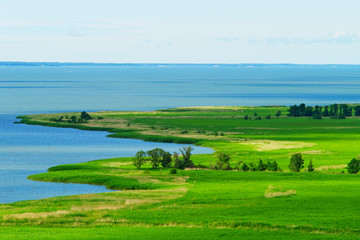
[1,64,360,203]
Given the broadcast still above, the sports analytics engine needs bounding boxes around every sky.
[0,0,360,64]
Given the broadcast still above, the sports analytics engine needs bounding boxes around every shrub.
[257,159,266,171]
[240,162,249,171]
[249,162,257,171]
[265,114,271,119]
[170,168,177,174]
[266,160,279,171]
[216,152,231,170]
[289,153,304,172]
[347,158,360,174]
[307,160,315,172]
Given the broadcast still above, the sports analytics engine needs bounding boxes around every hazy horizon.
[1,0,359,64]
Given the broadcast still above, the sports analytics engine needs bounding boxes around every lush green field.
[5,106,360,239]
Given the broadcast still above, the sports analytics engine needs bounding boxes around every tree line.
[133,146,194,170]
[49,111,93,123]
[288,103,360,119]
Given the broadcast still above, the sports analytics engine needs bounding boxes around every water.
[1,64,360,203]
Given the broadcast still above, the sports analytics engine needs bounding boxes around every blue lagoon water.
[1,64,360,203]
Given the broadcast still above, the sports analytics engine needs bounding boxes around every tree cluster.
[49,111,93,123]
[288,103,360,119]
[133,146,194,170]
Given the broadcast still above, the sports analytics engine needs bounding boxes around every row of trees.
[212,152,281,171]
[133,146,194,170]
[288,103,360,119]
[49,111,93,123]
[244,111,281,120]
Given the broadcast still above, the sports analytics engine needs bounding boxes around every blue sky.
[0,0,359,63]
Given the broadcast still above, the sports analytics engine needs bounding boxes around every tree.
[240,162,249,171]
[216,152,231,170]
[307,160,315,172]
[244,115,250,120]
[69,116,77,123]
[275,110,281,117]
[179,146,194,168]
[265,114,271,119]
[160,151,172,168]
[288,153,304,172]
[322,106,330,117]
[266,160,279,171]
[133,150,147,169]
[147,148,164,168]
[173,152,183,169]
[347,158,360,174]
[257,159,266,171]
[354,106,360,116]
[80,111,92,120]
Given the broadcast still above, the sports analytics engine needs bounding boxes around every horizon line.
[1,61,360,66]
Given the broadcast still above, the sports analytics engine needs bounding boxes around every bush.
[289,153,304,172]
[348,158,360,174]
[266,160,279,171]
[216,152,231,170]
[257,159,266,171]
[240,162,249,171]
[170,168,177,174]
[307,160,315,172]
[249,162,257,171]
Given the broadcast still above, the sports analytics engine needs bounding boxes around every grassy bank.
[5,106,360,239]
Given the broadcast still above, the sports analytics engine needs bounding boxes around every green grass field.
[5,106,360,239]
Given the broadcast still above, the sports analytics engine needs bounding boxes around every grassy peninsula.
[3,105,360,239]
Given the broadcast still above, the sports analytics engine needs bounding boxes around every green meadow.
[3,106,360,239]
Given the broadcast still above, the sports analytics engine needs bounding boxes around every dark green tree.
[347,158,360,174]
[160,151,172,168]
[307,160,315,172]
[240,162,249,171]
[289,153,304,172]
[275,110,282,117]
[322,106,330,117]
[354,106,360,116]
[257,159,266,171]
[147,148,164,168]
[80,111,92,120]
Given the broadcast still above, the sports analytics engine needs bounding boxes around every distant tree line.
[49,111,93,123]
[288,103,360,119]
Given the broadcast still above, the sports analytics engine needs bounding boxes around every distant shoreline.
[1,62,360,67]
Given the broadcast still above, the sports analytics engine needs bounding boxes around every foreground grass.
[6,106,360,239]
